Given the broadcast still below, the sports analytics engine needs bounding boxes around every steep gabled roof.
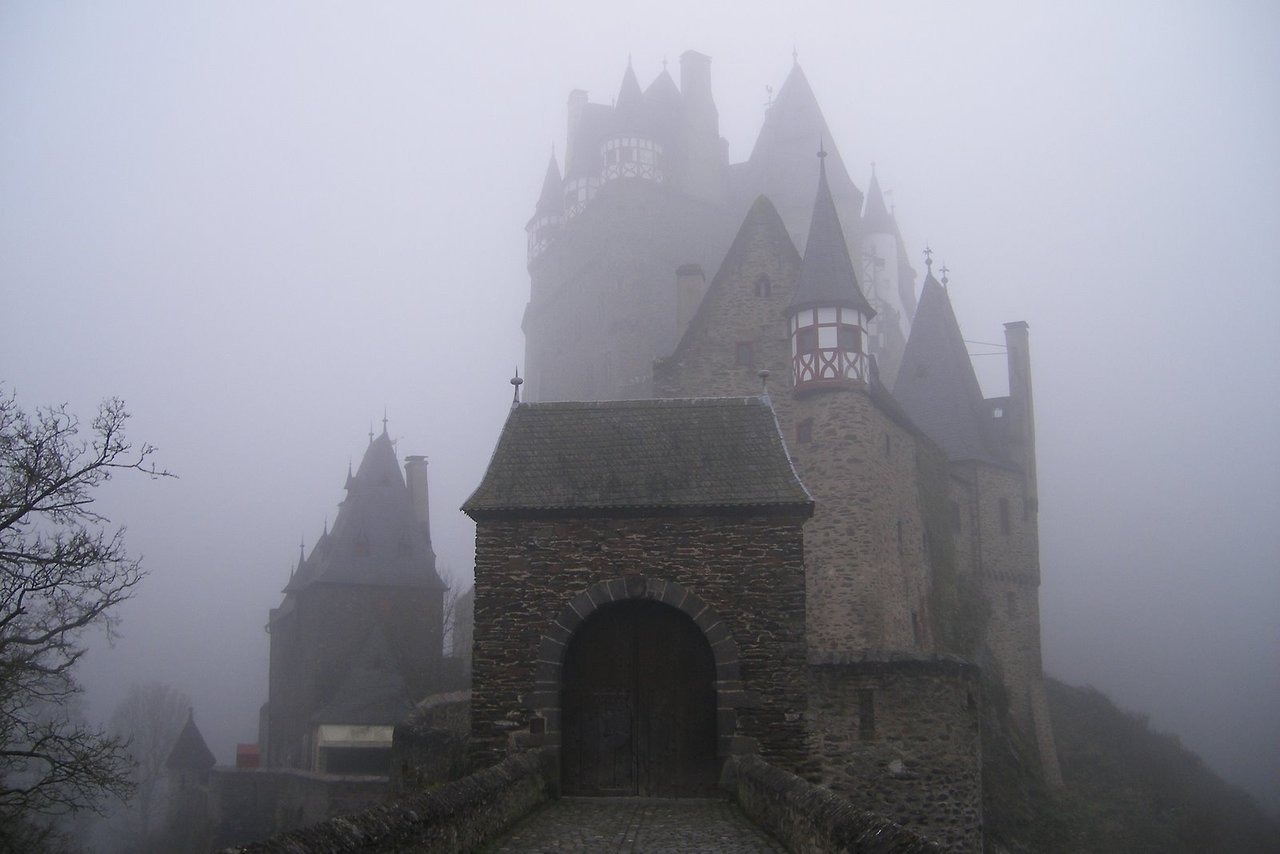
[748,62,862,216]
[462,397,812,517]
[311,628,416,726]
[284,428,444,594]
[165,710,216,772]
[789,155,875,317]
[644,67,681,110]
[661,194,800,364]
[893,272,1006,465]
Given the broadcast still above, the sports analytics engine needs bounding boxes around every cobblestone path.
[484,797,789,853]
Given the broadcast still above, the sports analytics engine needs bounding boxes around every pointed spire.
[511,367,524,407]
[535,152,564,215]
[382,409,389,435]
[615,58,645,131]
[788,149,875,317]
[862,163,895,235]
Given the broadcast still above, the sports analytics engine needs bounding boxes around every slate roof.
[462,397,812,517]
[311,628,416,726]
[284,428,444,595]
[614,60,645,133]
[534,153,563,215]
[789,155,876,317]
[165,710,216,771]
[862,167,895,235]
[893,272,1009,466]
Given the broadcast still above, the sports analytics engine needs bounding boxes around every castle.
[263,426,452,774]
[462,50,1061,848]
[205,50,1060,852]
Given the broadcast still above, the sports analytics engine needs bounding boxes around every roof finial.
[323,516,329,536]
[792,44,799,65]
[511,367,524,406]
[298,537,305,565]
[662,55,668,71]
[817,136,827,160]
[923,244,933,272]
[382,409,389,435]
[368,423,374,443]
[940,264,950,287]
[757,369,771,394]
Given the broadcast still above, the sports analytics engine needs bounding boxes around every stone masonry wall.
[654,200,934,655]
[806,655,983,852]
[951,461,1060,783]
[469,512,808,775]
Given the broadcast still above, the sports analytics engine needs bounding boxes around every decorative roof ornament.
[758,369,771,394]
[940,264,950,288]
[382,409,389,434]
[924,245,934,273]
[511,367,524,406]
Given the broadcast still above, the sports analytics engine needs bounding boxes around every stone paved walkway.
[484,797,789,853]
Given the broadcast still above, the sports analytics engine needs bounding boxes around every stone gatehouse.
[462,396,813,794]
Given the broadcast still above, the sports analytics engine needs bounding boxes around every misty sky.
[2,1,1277,815]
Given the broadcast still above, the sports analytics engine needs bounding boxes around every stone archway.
[560,599,717,796]
[529,576,745,797]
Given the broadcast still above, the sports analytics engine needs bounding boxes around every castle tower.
[525,153,564,264]
[895,269,1062,784]
[788,149,875,390]
[858,166,913,386]
[265,424,448,771]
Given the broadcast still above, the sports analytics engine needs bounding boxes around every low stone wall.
[725,753,940,852]
[221,749,553,853]
[390,691,471,795]
[210,767,389,850]
[806,654,982,852]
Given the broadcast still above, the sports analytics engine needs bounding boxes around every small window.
[999,498,1011,535]
[754,275,772,297]
[992,407,1004,418]
[837,324,861,353]
[796,419,813,445]
[735,342,754,367]
[796,326,818,354]
[858,689,875,740]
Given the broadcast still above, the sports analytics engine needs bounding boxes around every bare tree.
[105,683,190,853]
[0,389,169,848]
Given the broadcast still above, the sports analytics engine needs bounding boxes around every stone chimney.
[404,455,432,538]
[1003,321,1036,503]
[676,264,707,335]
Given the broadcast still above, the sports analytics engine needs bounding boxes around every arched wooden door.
[561,599,718,797]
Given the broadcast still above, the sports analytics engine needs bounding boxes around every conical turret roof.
[614,59,646,133]
[893,271,1005,465]
[789,154,875,317]
[165,709,216,772]
[862,166,895,235]
[534,153,563,215]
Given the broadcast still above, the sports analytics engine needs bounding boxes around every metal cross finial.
[940,264,950,287]
[368,423,374,442]
[382,409,388,434]
[298,537,305,563]
[817,136,827,160]
[923,245,933,271]
[511,367,524,405]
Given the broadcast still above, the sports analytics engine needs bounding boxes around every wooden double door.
[561,600,718,797]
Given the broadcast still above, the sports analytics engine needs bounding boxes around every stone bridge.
[227,751,941,853]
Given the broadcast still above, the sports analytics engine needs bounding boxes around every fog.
[2,0,1277,816]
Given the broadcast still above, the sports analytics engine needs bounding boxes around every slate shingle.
[463,397,812,516]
